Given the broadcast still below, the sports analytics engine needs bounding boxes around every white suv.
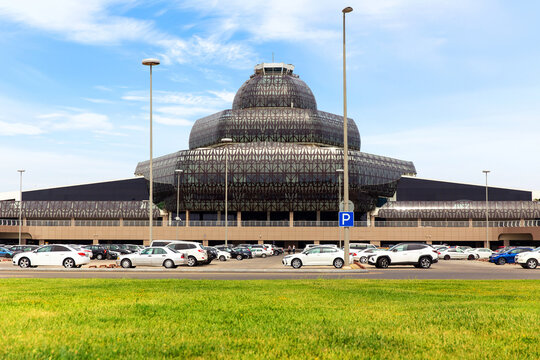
[515,247,540,269]
[368,243,438,269]
[151,240,208,267]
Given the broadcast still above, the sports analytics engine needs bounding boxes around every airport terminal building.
[1,63,539,248]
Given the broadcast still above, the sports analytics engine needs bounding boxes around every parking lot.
[1,254,539,280]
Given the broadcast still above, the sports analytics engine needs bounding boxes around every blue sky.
[0,0,539,192]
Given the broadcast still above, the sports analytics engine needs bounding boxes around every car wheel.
[526,258,538,269]
[218,255,225,261]
[121,259,132,268]
[497,258,506,265]
[376,257,389,269]
[96,253,104,260]
[163,259,175,268]
[419,256,432,269]
[291,258,302,269]
[18,257,31,268]
[333,258,344,269]
[443,255,450,260]
[187,256,197,267]
[236,254,243,261]
[63,258,75,268]
[467,254,475,260]
[262,254,267,258]
[475,254,480,259]
[360,256,368,264]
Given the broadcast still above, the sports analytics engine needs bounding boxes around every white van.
[150,240,207,267]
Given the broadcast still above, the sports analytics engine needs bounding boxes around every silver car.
[116,247,186,268]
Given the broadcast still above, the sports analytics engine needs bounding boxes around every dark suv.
[102,244,131,256]
[83,245,110,260]
[204,246,218,264]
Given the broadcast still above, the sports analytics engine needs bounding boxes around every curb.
[0,267,368,274]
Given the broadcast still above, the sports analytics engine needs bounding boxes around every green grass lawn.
[0,280,538,359]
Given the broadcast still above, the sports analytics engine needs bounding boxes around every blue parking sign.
[339,212,354,227]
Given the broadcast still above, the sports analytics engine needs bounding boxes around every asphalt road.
[1,255,539,279]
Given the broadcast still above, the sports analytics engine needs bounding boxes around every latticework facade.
[136,63,416,214]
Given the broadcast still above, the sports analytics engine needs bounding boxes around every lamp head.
[342,7,353,13]
[142,58,160,66]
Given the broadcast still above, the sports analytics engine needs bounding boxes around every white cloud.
[154,115,193,126]
[0,120,43,136]
[83,98,114,104]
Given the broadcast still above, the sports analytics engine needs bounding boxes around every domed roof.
[232,63,317,111]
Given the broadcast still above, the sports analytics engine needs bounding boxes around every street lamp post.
[221,138,233,246]
[336,169,344,247]
[17,169,25,245]
[342,6,353,266]
[175,169,183,241]
[142,58,160,246]
[483,170,490,249]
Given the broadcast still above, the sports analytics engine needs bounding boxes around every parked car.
[102,244,132,255]
[213,248,231,261]
[203,246,218,264]
[8,245,39,257]
[250,248,268,258]
[82,245,109,260]
[349,243,377,251]
[439,248,476,260]
[117,247,186,268]
[215,246,245,260]
[283,246,353,269]
[466,248,493,259]
[250,245,273,256]
[0,246,14,258]
[489,247,534,265]
[515,247,540,269]
[355,248,384,264]
[368,243,439,269]
[164,240,208,266]
[12,245,91,268]
[232,247,252,259]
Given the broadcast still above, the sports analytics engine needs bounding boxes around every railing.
[188,221,237,227]
[123,220,162,227]
[242,221,290,227]
[472,220,522,228]
[26,220,71,227]
[375,221,418,227]
[1,218,539,228]
[524,220,540,227]
[75,220,120,227]
[0,219,20,226]
[421,221,469,228]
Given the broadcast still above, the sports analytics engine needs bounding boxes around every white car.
[515,247,540,269]
[467,248,493,259]
[117,246,186,268]
[439,248,476,260]
[215,248,231,261]
[368,243,438,269]
[250,248,268,258]
[12,244,91,268]
[355,248,384,264]
[349,243,377,251]
[282,246,353,269]
[151,240,208,266]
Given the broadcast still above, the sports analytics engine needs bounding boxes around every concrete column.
[162,212,169,227]
[370,214,376,227]
[316,211,321,223]
[417,218,422,227]
[203,240,208,246]
[519,218,525,227]
[371,240,381,247]
[267,211,271,222]
[503,239,510,247]
[314,240,320,245]
[217,211,221,222]
[289,211,294,227]
[237,211,242,227]
[469,218,473,227]
[186,210,190,227]
[93,238,99,245]
[71,217,75,226]
[39,239,45,245]
[119,218,124,227]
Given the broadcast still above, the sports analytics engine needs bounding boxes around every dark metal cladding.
[135,143,416,212]
[188,108,360,150]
